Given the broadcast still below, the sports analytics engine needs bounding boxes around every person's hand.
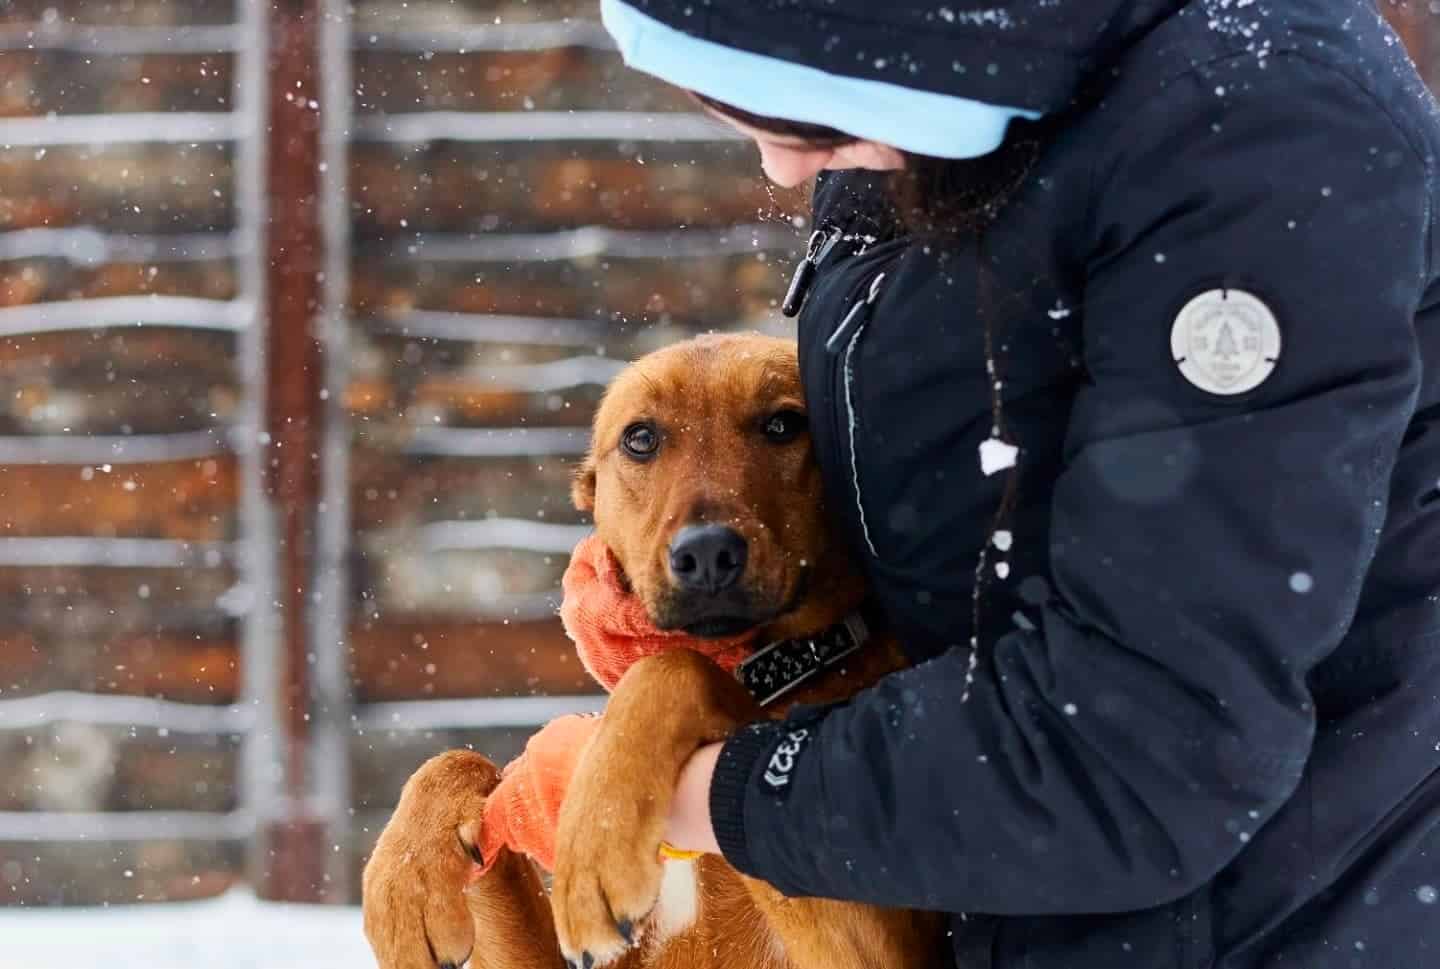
[663,742,723,857]
[476,713,603,873]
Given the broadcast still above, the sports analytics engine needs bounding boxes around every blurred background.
[0,0,1433,961]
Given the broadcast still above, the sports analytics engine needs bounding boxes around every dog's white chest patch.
[650,858,700,943]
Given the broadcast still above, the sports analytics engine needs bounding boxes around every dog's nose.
[668,525,748,593]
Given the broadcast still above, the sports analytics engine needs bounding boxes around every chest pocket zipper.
[783,224,846,317]
[826,271,887,352]
[829,271,888,559]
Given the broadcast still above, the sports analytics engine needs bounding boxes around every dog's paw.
[363,857,478,969]
[362,750,499,969]
[549,742,670,967]
[549,650,762,968]
[551,826,665,967]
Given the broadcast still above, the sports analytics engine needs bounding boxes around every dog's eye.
[763,410,808,443]
[621,422,659,459]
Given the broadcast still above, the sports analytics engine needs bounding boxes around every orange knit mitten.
[476,713,601,874]
[560,534,756,691]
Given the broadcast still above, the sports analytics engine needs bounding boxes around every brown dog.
[363,333,946,969]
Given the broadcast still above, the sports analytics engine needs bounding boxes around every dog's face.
[573,333,860,640]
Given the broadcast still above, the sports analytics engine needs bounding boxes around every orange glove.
[476,713,601,874]
[560,534,756,691]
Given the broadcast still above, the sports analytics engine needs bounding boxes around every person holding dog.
[496,2,1440,967]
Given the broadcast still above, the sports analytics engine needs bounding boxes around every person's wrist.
[664,743,723,855]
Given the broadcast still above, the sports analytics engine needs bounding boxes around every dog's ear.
[571,452,597,512]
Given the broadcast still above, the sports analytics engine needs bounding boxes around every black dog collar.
[735,607,876,707]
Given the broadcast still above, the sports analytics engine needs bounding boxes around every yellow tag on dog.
[659,842,703,862]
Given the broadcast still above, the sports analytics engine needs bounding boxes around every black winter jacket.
[663,2,1440,966]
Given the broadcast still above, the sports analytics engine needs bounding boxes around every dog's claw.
[616,919,634,945]
[582,953,594,969]
[565,959,578,969]
[457,826,484,866]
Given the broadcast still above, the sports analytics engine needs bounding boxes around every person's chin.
[761,164,809,189]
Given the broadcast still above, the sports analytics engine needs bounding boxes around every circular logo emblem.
[1170,288,1281,396]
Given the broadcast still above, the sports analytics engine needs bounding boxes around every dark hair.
[691,92,1047,235]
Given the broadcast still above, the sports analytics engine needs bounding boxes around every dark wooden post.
[259,0,329,903]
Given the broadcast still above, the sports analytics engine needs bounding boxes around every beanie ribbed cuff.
[600,0,1039,159]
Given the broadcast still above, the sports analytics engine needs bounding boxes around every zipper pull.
[826,271,887,353]
[782,225,844,317]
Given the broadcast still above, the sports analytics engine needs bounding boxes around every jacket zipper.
[826,270,887,352]
[782,224,845,317]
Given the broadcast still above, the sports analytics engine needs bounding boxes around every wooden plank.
[351,141,803,233]
[0,620,587,706]
[0,259,237,307]
[346,376,600,427]
[0,51,233,116]
[0,731,238,813]
[351,47,683,114]
[0,142,234,233]
[351,0,594,31]
[0,567,236,669]
[0,841,240,906]
[350,249,794,330]
[0,632,239,704]
[347,617,592,702]
[349,449,582,530]
[0,458,237,540]
[0,0,235,29]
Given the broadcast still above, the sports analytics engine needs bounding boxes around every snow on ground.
[0,890,374,969]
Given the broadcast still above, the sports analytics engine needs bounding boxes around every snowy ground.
[0,890,374,969]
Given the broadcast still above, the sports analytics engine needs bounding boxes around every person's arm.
[703,55,1431,914]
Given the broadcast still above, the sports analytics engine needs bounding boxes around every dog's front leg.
[550,649,761,968]
[363,749,565,969]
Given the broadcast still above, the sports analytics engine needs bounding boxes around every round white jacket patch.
[1170,288,1281,396]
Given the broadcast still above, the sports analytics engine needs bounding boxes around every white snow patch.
[991,530,1013,552]
[0,890,373,969]
[978,437,1018,476]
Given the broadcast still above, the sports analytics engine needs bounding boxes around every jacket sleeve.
[707,55,1431,914]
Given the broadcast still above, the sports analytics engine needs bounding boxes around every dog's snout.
[669,525,748,593]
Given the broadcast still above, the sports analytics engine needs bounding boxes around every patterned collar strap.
[735,609,874,707]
